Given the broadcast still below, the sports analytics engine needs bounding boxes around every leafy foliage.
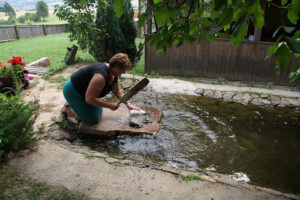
[36,0,49,20]
[0,94,39,162]
[54,0,142,65]
[130,0,300,82]
[3,2,16,19]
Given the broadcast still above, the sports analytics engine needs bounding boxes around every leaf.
[218,7,233,26]
[281,0,288,6]
[231,23,248,45]
[272,26,283,38]
[283,26,295,33]
[287,9,299,24]
[113,0,124,18]
[285,37,300,54]
[275,44,291,72]
[155,4,168,26]
[213,0,226,11]
[268,44,277,56]
[233,13,249,37]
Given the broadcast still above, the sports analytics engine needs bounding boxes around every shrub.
[0,94,39,162]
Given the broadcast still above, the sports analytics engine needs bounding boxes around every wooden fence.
[0,24,67,42]
[145,39,300,85]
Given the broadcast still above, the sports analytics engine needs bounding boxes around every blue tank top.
[70,62,118,98]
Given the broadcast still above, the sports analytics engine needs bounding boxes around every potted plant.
[0,56,33,95]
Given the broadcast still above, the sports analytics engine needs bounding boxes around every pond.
[72,90,300,194]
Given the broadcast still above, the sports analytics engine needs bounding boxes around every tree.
[111,0,300,82]
[3,2,16,19]
[36,0,49,20]
[54,0,142,65]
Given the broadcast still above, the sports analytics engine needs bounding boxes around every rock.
[203,90,214,98]
[213,91,223,99]
[270,96,281,106]
[281,98,300,107]
[223,92,235,101]
[232,93,243,103]
[161,166,180,175]
[262,99,272,106]
[194,88,204,95]
[78,104,163,136]
[27,57,50,67]
[242,93,252,104]
[260,93,269,99]
[251,98,263,106]
[105,157,120,164]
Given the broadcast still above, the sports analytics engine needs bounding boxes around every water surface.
[73,91,300,194]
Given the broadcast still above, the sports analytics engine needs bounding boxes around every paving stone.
[223,92,235,101]
[262,99,272,106]
[270,95,281,106]
[203,89,214,98]
[281,98,300,107]
[260,93,269,99]
[161,166,180,175]
[251,98,263,106]
[242,93,252,104]
[213,91,223,99]
[194,88,204,95]
[232,93,243,102]
[105,157,120,164]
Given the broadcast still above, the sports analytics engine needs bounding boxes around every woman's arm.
[112,81,140,111]
[85,74,119,111]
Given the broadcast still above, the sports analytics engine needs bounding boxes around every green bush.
[0,94,39,162]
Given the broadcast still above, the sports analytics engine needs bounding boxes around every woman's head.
[109,53,132,70]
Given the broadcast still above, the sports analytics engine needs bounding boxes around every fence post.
[43,25,48,36]
[14,25,20,39]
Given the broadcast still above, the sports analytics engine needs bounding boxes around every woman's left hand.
[127,103,141,111]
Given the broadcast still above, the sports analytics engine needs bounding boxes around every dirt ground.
[8,65,300,200]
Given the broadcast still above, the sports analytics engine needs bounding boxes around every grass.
[0,164,89,199]
[0,33,96,74]
[183,174,202,181]
[0,33,146,75]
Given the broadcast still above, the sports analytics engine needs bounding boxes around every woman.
[63,53,140,124]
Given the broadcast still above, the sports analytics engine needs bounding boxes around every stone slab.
[25,66,49,75]
[78,104,162,136]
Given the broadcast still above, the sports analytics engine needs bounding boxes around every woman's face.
[112,65,128,77]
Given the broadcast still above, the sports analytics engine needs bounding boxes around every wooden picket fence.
[0,24,67,42]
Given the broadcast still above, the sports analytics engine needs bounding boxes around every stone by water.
[73,90,300,194]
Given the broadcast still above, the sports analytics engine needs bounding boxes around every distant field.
[0,10,67,25]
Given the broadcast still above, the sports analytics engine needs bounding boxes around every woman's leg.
[63,79,103,124]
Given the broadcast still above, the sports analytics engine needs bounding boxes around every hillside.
[0,0,63,10]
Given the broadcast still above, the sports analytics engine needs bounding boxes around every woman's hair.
[109,53,132,69]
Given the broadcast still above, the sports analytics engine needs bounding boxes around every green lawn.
[0,33,96,74]
[0,33,145,75]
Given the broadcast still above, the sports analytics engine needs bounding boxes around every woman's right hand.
[108,102,119,111]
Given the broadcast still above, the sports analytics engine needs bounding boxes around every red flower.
[1,65,7,69]
[7,56,22,65]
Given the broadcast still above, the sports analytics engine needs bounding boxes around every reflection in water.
[75,90,300,194]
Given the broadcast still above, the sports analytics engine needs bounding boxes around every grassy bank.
[0,33,96,74]
[0,164,89,199]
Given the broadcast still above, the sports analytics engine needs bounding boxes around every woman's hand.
[127,103,141,111]
[108,102,119,111]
